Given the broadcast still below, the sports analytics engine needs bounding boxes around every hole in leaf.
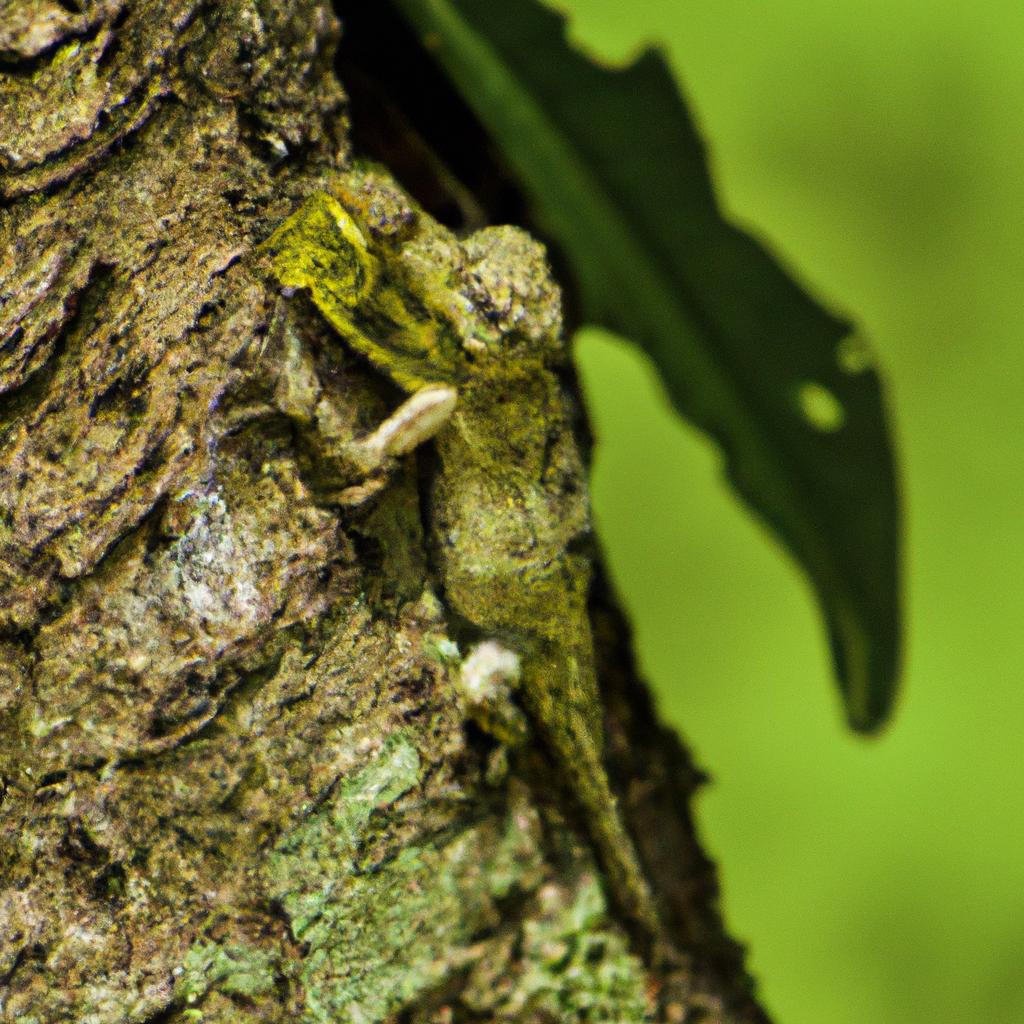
[796,381,845,433]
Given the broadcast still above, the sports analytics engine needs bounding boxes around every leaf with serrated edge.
[388,0,902,732]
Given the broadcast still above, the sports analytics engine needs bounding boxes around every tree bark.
[0,3,770,1021]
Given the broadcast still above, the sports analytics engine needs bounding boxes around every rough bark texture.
[0,3,770,1022]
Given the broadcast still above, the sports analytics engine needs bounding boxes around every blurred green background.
[558,1,1024,1022]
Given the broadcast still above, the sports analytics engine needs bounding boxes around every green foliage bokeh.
[562,1,1024,1021]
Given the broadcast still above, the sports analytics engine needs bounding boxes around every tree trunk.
[0,3,770,1021]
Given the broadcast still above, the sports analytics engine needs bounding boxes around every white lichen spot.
[456,641,530,746]
[172,489,263,628]
[460,641,521,703]
[126,650,150,673]
[796,381,846,433]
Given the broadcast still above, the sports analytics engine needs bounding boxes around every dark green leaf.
[388,0,902,731]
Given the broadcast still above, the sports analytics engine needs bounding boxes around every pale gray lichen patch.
[170,486,272,629]
[25,446,344,773]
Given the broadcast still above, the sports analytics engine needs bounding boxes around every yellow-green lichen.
[263,734,547,1023]
[463,875,654,1023]
[175,941,280,1006]
[260,193,465,391]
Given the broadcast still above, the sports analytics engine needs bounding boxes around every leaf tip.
[830,600,901,734]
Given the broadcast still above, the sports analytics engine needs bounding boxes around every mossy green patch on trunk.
[264,733,539,1023]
